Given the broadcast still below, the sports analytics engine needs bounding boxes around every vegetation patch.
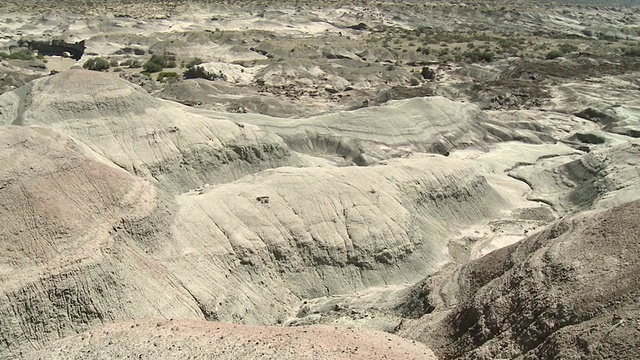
[545,50,564,60]
[183,65,225,81]
[157,71,178,82]
[463,50,495,63]
[121,59,142,68]
[143,54,177,73]
[0,49,34,60]
[83,57,110,71]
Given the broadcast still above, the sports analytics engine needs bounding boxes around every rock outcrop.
[397,200,640,360]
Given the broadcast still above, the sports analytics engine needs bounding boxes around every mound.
[156,79,308,117]
[237,96,553,163]
[254,58,417,91]
[575,106,640,138]
[397,200,640,359]
[509,143,640,213]
[0,69,297,193]
[0,125,155,272]
[162,155,509,324]
[545,75,640,138]
[25,320,437,360]
[0,61,44,95]
[0,68,558,358]
[0,126,204,358]
[0,126,521,357]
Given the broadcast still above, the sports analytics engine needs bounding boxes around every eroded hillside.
[0,0,639,359]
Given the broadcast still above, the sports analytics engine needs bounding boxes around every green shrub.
[109,59,119,67]
[142,54,178,72]
[83,57,110,71]
[121,59,142,68]
[545,50,563,60]
[143,61,163,73]
[157,71,178,82]
[463,50,495,62]
[149,54,168,68]
[114,47,146,55]
[120,59,142,69]
[0,49,34,60]
[183,66,224,80]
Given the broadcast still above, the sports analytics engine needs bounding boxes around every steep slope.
[397,200,640,360]
[0,69,297,193]
[0,126,205,358]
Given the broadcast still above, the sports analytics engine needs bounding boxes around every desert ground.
[0,0,639,359]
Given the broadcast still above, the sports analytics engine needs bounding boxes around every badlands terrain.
[0,0,639,359]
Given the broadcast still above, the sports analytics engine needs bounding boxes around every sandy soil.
[25,319,437,360]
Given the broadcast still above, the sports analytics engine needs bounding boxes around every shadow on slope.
[397,200,640,359]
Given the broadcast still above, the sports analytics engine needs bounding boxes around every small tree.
[143,61,163,73]
[183,65,223,80]
[142,54,178,73]
[148,54,168,68]
[83,57,110,71]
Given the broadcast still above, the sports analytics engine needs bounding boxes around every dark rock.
[421,67,435,80]
[348,23,369,31]
[20,39,86,60]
